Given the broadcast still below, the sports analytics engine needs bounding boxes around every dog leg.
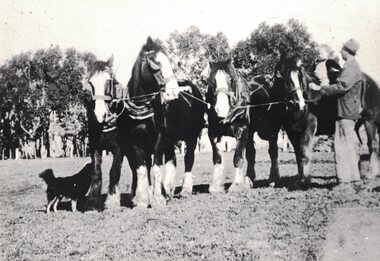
[53,197,61,212]
[46,197,57,214]
[71,200,77,212]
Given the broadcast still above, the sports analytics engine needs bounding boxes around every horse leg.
[208,134,225,194]
[126,155,137,198]
[245,127,256,186]
[85,149,104,211]
[133,148,150,208]
[287,129,314,189]
[152,133,167,205]
[229,126,251,192]
[300,119,317,185]
[365,121,380,178]
[105,147,124,209]
[268,133,280,187]
[181,137,198,196]
[163,145,177,198]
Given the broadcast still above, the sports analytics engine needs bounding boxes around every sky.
[1,0,380,84]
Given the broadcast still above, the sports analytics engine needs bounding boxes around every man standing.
[311,39,363,185]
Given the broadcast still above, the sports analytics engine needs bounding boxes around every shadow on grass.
[50,175,339,213]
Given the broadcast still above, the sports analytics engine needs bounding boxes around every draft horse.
[277,53,327,188]
[83,55,126,211]
[124,37,205,206]
[206,58,288,192]
[355,74,380,178]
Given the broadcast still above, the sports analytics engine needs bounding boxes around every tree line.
[0,18,318,159]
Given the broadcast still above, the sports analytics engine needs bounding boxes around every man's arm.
[321,64,359,96]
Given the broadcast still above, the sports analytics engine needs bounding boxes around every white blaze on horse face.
[155,52,179,101]
[290,70,306,110]
[91,71,110,123]
[214,71,230,118]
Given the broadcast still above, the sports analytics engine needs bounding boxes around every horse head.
[83,55,119,123]
[278,53,308,111]
[128,36,179,104]
[205,57,237,119]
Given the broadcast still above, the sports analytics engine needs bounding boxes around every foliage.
[165,26,230,93]
[0,46,95,158]
[232,19,319,79]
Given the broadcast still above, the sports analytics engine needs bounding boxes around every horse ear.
[146,36,154,47]
[107,55,114,67]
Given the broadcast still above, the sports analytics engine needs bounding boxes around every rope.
[180,90,211,109]
[122,91,161,102]
[236,101,285,109]
[179,88,285,110]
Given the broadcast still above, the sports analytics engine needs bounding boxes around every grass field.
[1,151,379,260]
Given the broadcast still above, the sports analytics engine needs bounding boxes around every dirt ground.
[1,151,379,260]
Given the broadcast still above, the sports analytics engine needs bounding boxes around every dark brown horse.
[355,74,380,178]
[279,54,319,188]
[124,37,206,206]
[206,58,288,191]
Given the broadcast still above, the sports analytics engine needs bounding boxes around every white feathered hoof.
[133,166,150,208]
[228,168,251,193]
[105,193,120,209]
[153,194,167,206]
[209,164,225,194]
[180,172,193,197]
[163,161,177,198]
[209,184,225,194]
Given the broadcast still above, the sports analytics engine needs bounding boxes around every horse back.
[159,82,206,139]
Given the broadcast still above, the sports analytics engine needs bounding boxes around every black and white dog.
[39,163,93,213]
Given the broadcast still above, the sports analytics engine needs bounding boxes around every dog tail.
[39,169,56,186]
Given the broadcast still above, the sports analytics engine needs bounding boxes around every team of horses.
[83,37,380,211]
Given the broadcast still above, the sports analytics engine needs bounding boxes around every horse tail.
[39,169,56,186]
[354,118,364,145]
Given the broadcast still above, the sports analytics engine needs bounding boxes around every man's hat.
[343,39,360,55]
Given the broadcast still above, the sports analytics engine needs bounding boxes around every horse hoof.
[153,195,167,206]
[179,190,193,198]
[209,185,225,194]
[133,200,149,208]
[245,177,254,189]
[180,185,193,197]
[104,194,120,209]
[164,186,175,199]
[132,195,149,208]
[228,182,250,193]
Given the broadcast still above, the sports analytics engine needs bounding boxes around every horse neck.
[127,61,158,104]
[271,77,288,101]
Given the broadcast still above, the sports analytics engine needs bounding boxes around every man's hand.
[309,82,321,91]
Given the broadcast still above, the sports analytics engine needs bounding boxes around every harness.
[88,55,195,132]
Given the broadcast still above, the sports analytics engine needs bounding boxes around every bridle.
[87,69,121,129]
[87,68,116,102]
[141,50,176,89]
